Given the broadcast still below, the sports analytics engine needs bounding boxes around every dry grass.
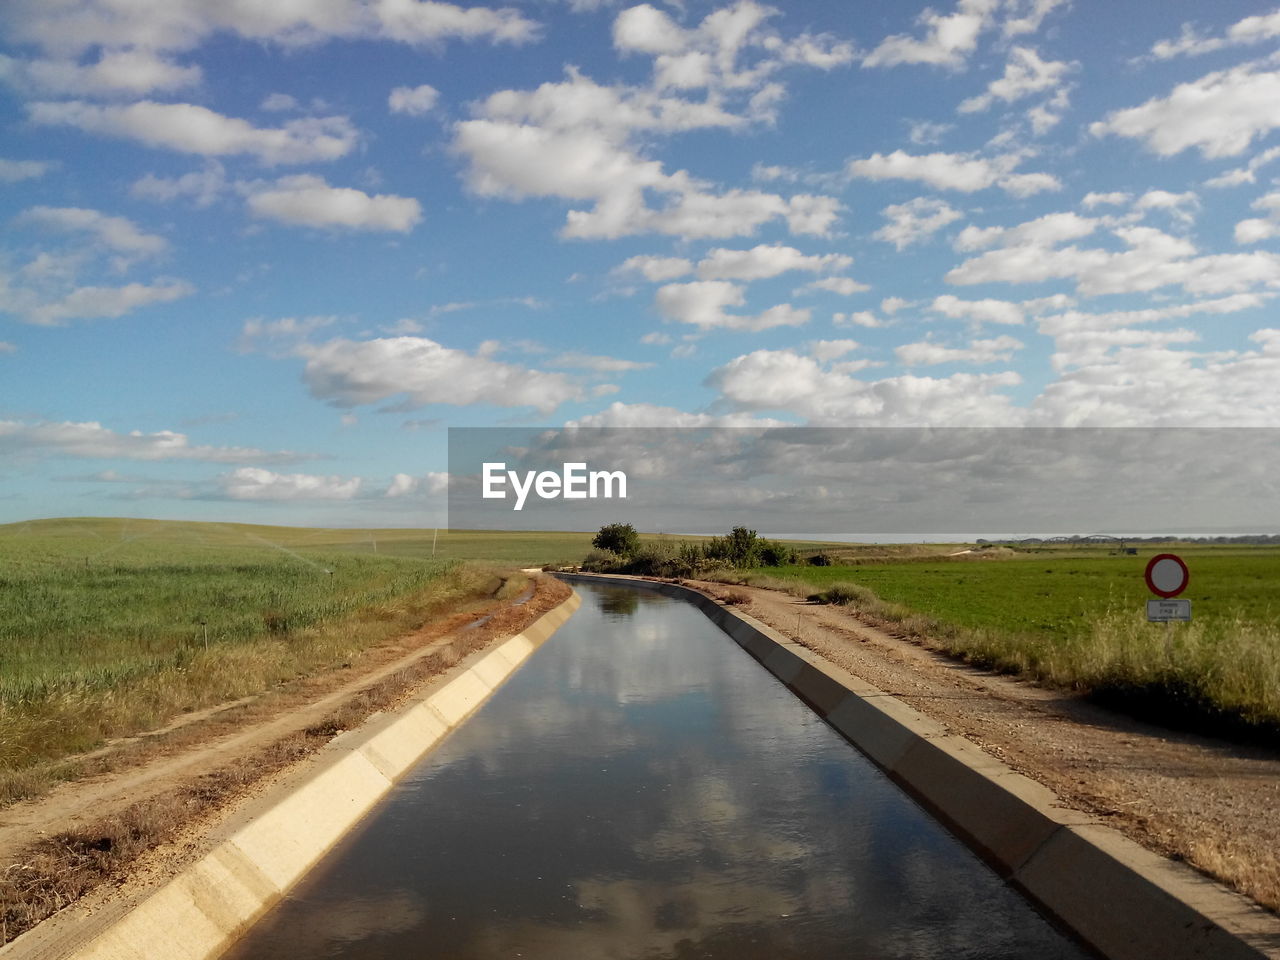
[0,734,313,944]
[0,562,507,802]
[1186,835,1280,914]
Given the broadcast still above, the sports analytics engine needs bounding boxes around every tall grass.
[0,526,515,776]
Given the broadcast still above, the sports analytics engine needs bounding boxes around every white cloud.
[1090,64,1280,159]
[848,149,1060,195]
[1035,293,1270,336]
[613,1,854,91]
[796,276,870,296]
[297,336,583,413]
[952,210,1099,250]
[17,206,168,261]
[388,83,440,115]
[238,315,338,353]
[1149,10,1280,59]
[1203,146,1280,189]
[873,196,962,249]
[376,0,539,45]
[0,420,302,463]
[930,294,1024,326]
[131,161,227,207]
[261,93,299,112]
[834,310,884,328]
[615,255,693,282]
[476,69,742,138]
[1134,189,1199,226]
[1081,191,1131,208]
[695,243,851,280]
[564,401,784,428]
[807,338,860,362]
[880,296,910,315]
[895,334,1024,366]
[29,100,358,165]
[1045,327,1201,371]
[244,175,422,232]
[1030,335,1280,426]
[456,111,839,239]
[0,341,16,355]
[0,50,201,97]
[385,471,449,498]
[1002,0,1069,37]
[1,0,540,55]
[1026,86,1071,134]
[1234,191,1280,244]
[998,171,1064,198]
[907,119,954,145]
[958,46,1073,113]
[4,279,194,326]
[863,0,997,69]
[949,220,1280,297]
[707,348,1023,425]
[613,4,686,55]
[551,351,653,372]
[221,467,360,501]
[451,29,847,240]
[0,158,50,182]
[654,280,809,331]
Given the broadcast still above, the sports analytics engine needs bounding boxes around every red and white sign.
[1144,553,1189,598]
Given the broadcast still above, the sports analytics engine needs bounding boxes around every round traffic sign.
[1144,553,1189,598]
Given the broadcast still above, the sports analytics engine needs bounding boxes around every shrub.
[758,540,797,566]
[812,582,876,607]
[592,523,640,557]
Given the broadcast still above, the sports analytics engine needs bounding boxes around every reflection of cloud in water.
[225,584,1086,960]
[476,872,801,960]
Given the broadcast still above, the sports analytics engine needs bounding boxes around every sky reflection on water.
[223,583,1087,960]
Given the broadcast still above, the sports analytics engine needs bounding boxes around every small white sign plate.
[1147,598,1191,622]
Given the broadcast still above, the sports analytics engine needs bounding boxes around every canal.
[223,583,1089,959]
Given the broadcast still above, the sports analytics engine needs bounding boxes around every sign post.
[1144,554,1190,660]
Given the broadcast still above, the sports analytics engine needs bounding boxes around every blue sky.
[2,0,1280,527]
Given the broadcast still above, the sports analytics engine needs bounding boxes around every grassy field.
[766,546,1280,637]
[729,544,1280,733]
[0,517,566,790]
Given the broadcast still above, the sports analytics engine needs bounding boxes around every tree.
[593,522,639,556]
[723,526,760,567]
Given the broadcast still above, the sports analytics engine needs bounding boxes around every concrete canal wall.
[0,589,581,960]
[556,572,1280,960]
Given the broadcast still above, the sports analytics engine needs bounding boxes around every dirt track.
[689,578,1280,913]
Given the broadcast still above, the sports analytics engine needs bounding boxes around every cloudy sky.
[3,0,1280,528]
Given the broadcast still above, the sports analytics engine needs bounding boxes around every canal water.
[223,583,1089,960]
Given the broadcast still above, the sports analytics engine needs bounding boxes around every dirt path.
[690,579,1280,913]
[0,576,571,944]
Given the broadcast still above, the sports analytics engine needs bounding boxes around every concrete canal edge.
[557,572,1280,960]
[0,588,582,960]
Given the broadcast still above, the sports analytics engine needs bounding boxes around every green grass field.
[759,546,1280,639]
[0,517,573,788]
[733,544,1280,733]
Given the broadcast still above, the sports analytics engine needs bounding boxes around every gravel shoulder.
[690,578,1280,914]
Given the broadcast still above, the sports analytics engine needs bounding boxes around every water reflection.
[223,584,1087,960]
[597,587,640,619]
